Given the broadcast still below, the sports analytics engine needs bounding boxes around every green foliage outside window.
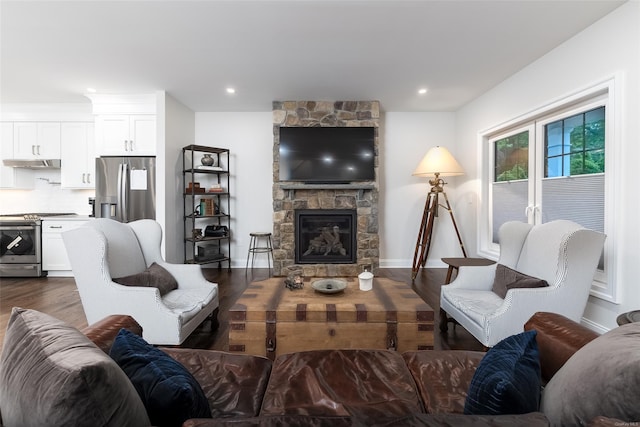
[497,164,528,181]
[546,107,605,177]
[495,131,528,182]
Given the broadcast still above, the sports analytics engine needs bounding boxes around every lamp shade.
[412,146,464,177]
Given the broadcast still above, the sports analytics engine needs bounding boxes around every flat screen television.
[279,126,375,183]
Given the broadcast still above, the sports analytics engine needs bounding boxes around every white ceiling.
[0,0,626,112]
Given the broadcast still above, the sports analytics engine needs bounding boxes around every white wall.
[380,112,463,267]
[195,112,273,267]
[159,93,195,263]
[454,0,640,330]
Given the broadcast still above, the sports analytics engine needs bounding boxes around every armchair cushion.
[464,330,541,415]
[110,329,212,427]
[443,289,504,326]
[541,322,640,425]
[0,308,150,427]
[113,262,178,296]
[491,264,549,299]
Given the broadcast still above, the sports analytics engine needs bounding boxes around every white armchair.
[62,218,219,345]
[440,220,605,347]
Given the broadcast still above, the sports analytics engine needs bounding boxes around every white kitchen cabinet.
[13,122,61,159]
[95,114,156,156]
[0,123,33,189]
[61,122,95,188]
[42,219,89,274]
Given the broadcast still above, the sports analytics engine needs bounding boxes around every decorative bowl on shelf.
[311,278,347,294]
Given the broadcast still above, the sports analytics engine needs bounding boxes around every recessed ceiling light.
[418,88,428,95]
[86,87,97,93]
[226,87,236,94]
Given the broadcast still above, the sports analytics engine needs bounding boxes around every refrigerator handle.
[122,163,129,223]
[117,163,128,222]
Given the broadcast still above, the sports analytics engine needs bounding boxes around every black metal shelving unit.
[182,144,231,270]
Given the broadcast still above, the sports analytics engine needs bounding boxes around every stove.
[0,213,77,277]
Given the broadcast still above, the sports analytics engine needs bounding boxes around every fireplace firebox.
[295,209,356,264]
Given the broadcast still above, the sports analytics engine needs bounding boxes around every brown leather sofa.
[79,311,616,426]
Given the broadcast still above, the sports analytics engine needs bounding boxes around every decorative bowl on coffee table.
[311,279,347,294]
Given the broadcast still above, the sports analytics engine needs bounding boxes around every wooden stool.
[245,232,273,275]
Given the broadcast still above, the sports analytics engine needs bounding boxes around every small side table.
[439,257,496,333]
[441,257,496,284]
[616,310,640,326]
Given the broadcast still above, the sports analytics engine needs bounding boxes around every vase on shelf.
[201,154,216,166]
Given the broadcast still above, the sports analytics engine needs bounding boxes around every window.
[538,105,605,271]
[495,131,529,182]
[479,79,617,302]
[545,107,605,178]
[490,126,533,243]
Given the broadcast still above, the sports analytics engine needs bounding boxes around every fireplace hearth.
[295,209,356,264]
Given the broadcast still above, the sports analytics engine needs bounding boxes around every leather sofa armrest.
[524,311,599,383]
[81,315,143,354]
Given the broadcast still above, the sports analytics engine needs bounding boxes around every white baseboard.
[379,259,448,269]
[580,316,610,334]
[45,270,74,277]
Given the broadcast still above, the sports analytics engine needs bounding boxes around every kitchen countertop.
[41,215,94,221]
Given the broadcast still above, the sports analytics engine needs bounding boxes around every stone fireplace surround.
[272,101,380,277]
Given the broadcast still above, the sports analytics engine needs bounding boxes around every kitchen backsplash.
[0,169,94,215]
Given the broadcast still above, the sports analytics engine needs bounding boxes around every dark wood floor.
[0,268,485,353]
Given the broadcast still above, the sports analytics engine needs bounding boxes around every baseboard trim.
[580,316,610,334]
[379,259,447,269]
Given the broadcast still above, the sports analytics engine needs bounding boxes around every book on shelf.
[203,198,216,216]
[207,183,224,192]
[196,165,223,171]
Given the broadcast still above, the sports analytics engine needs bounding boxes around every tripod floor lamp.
[411,146,467,280]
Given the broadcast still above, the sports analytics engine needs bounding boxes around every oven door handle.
[0,265,38,270]
[0,226,37,231]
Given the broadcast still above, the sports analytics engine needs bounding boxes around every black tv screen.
[279,127,375,183]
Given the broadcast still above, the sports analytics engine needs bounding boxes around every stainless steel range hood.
[2,159,61,168]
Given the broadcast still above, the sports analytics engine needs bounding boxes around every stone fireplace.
[272,101,380,277]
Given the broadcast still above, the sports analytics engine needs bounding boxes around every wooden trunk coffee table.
[229,277,434,360]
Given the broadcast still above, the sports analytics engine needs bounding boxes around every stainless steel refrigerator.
[95,156,156,223]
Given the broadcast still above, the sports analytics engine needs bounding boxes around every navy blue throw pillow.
[109,329,211,427]
[464,330,541,415]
